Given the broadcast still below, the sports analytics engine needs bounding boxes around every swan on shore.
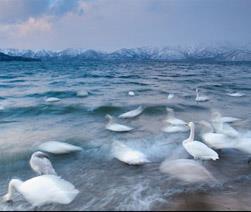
[30,151,57,175]
[112,140,150,165]
[182,122,219,160]
[38,141,82,154]
[195,88,209,102]
[119,106,143,119]
[2,175,79,207]
[160,159,216,183]
[105,114,133,132]
[45,97,61,103]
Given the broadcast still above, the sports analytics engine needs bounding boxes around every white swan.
[112,140,150,165]
[128,91,135,96]
[199,121,236,150]
[45,97,61,103]
[160,159,215,183]
[162,123,188,133]
[119,106,143,119]
[227,92,245,97]
[38,141,82,154]
[2,175,79,207]
[164,108,186,125]
[30,151,57,175]
[182,122,219,160]
[76,90,89,97]
[167,93,174,100]
[234,136,251,154]
[195,88,209,102]
[105,114,133,132]
[211,111,240,123]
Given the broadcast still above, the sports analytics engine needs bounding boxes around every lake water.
[0,60,251,210]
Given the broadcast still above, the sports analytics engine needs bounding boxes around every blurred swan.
[76,90,89,97]
[112,140,150,165]
[162,123,188,133]
[167,93,174,100]
[105,114,133,132]
[195,88,209,102]
[2,175,79,207]
[45,97,61,103]
[211,111,240,123]
[164,108,186,125]
[119,106,143,118]
[160,159,216,183]
[39,141,82,154]
[30,151,57,175]
[211,118,239,138]
[182,122,219,160]
[199,121,236,150]
[227,92,245,97]
[234,136,251,154]
[128,91,135,96]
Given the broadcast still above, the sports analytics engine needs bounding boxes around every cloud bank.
[0,0,250,51]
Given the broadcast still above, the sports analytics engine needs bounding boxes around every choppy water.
[0,60,251,210]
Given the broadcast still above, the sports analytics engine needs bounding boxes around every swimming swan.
[2,175,79,207]
[164,108,186,125]
[105,114,133,132]
[195,88,209,102]
[38,141,82,154]
[182,122,219,160]
[160,159,216,183]
[112,140,150,165]
[227,92,245,97]
[128,91,135,96]
[45,97,61,103]
[119,106,143,119]
[30,151,57,175]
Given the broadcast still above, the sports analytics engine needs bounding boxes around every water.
[0,60,251,210]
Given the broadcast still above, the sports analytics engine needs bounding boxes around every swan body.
[112,141,150,165]
[164,108,186,125]
[76,90,88,97]
[30,151,57,175]
[227,92,245,97]
[2,175,79,207]
[182,122,219,160]
[195,88,209,102]
[128,91,135,96]
[212,120,239,137]
[105,114,133,132]
[45,97,61,103]
[119,106,143,118]
[38,141,82,154]
[160,159,215,183]
[235,137,251,154]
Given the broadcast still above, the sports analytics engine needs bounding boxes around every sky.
[0,0,250,51]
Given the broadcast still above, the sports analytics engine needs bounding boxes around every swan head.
[32,151,49,159]
[105,114,113,122]
[188,122,195,129]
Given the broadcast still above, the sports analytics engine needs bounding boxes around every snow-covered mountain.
[1,46,251,61]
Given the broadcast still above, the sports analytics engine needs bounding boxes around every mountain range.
[1,46,251,62]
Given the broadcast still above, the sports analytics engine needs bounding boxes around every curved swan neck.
[4,179,23,201]
[188,123,195,141]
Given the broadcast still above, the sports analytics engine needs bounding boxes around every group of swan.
[2,141,82,207]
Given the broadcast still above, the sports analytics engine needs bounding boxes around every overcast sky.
[0,0,250,51]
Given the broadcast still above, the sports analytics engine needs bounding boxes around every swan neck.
[5,179,23,200]
[188,124,195,141]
